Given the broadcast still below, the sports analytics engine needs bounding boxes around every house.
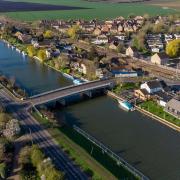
[151,47,161,53]
[93,28,102,36]
[134,89,150,101]
[165,99,180,119]
[126,47,138,57]
[110,25,118,34]
[109,41,119,51]
[15,31,32,44]
[46,49,60,59]
[151,53,169,65]
[101,25,109,34]
[140,80,163,94]
[155,91,172,107]
[92,34,108,45]
[164,34,173,43]
[115,34,126,41]
[117,24,124,32]
[174,34,180,40]
[58,25,71,33]
[74,60,97,80]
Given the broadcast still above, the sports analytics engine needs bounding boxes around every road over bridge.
[29,77,157,106]
[29,79,114,106]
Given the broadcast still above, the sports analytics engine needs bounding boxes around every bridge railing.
[73,125,149,180]
[29,80,100,99]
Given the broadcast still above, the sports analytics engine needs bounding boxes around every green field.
[139,100,180,127]
[2,0,178,21]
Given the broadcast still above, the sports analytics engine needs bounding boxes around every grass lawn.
[2,0,178,21]
[32,111,137,180]
[113,82,139,94]
[139,100,180,127]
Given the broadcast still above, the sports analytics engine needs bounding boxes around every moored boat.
[118,100,134,111]
[73,79,83,85]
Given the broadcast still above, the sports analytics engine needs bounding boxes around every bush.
[166,39,180,58]
[18,146,31,166]
[0,163,6,179]
[31,145,44,168]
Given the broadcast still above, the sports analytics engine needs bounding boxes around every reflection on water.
[57,96,180,180]
[0,41,73,95]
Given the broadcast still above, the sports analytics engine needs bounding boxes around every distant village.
[0,14,179,122]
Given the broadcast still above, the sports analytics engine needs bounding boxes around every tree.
[31,145,44,167]
[37,49,47,62]
[117,43,125,53]
[0,163,6,179]
[132,31,146,51]
[67,25,80,39]
[143,14,150,20]
[19,146,31,166]
[153,22,168,34]
[27,45,36,57]
[166,39,180,58]
[88,46,98,60]
[43,30,53,39]
[0,143,5,160]
[0,113,10,129]
[46,168,64,180]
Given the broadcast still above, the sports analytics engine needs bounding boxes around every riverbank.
[108,91,180,132]
[31,107,139,180]
[1,39,89,86]
[31,110,119,180]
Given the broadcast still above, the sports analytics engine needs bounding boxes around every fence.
[73,125,149,180]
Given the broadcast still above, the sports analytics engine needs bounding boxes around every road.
[0,88,88,180]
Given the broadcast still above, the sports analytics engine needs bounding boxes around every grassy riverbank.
[32,111,137,180]
[139,100,180,127]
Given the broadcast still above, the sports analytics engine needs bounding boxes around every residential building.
[151,53,169,65]
[126,47,138,57]
[134,89,150,101]
[155,91,172,107]
[140,80,163,94]
[165,99,180,119]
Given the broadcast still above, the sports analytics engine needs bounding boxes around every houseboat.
[118,100,134,111]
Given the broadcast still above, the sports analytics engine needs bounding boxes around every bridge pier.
[83,91,92,98]
[59,99,66,106]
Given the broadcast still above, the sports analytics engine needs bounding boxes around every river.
[0,41,73,96]
[0,41,180,180]
[56,96,180,180]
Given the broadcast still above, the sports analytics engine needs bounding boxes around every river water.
[0,41,73,96]
[0,41,180,180]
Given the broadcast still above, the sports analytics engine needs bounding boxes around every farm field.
[0,0,87,12]
[1,0,179,21]
[148,0,180,10]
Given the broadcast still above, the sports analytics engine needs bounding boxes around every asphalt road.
[0,89,88,180]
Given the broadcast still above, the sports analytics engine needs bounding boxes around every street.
[0,88,88,180]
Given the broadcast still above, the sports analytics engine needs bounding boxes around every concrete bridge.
[29,79,114,106]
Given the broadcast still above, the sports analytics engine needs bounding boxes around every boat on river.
[118,100,134,111]
[73,79,83,85]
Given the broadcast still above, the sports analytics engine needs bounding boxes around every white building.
[140,81,163,94]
